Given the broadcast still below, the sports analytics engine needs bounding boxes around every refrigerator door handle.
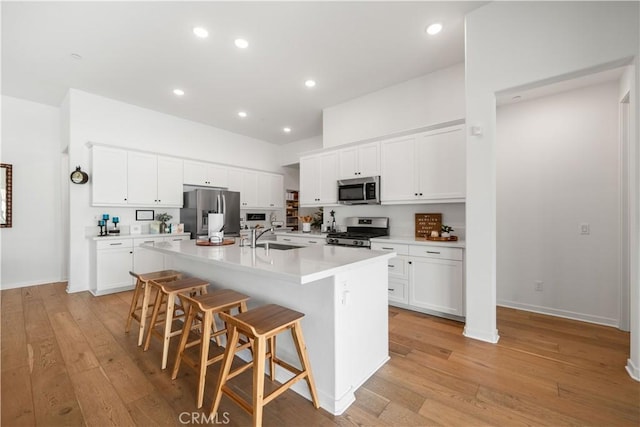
[216,194,221,213]
[221,194,226,214]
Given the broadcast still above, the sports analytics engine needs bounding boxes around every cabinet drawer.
[387,256,408,278]
[370,242,409,255]
[387,279,407,304]
[164,235,190,242]
[96,239,133,250]
[409,245,463,261]
[133,237,163,247]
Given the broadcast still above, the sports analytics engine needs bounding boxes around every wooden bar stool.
[210,304,319,427]
[172,289,252,408]
[126,270,183,346]
[143,277,209,369]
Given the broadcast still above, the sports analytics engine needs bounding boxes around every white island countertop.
[144,240,396,285]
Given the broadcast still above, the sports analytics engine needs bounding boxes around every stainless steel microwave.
[337,176,381,205]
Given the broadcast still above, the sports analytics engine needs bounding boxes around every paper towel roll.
[208,213,224,236]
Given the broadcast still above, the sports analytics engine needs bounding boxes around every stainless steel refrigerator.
[181,189,241,238]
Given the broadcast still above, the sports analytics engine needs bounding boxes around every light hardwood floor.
[1,282,638,426]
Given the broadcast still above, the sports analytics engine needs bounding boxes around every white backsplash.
[323,203,466,239]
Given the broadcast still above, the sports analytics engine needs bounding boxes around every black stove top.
[326,217,389,247]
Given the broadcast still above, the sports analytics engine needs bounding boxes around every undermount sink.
[255,242,302,250]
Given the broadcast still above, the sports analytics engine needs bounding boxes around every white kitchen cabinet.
[257,173,284,209]
[133,237,165,274]
[228,168,257,207]
[92,238,134,296]
[381,125,465,204]
[371,241,464,318]
[276,234,325,246]
[299,152,338,206]
[92,146,129,206]
[338,142,380,179]
[127,153,183,207]
[184,160,228,188]
[409,255,463,317]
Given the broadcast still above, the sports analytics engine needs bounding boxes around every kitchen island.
[143,239,396,415]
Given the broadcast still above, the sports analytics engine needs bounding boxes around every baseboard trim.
[497,300,619,328]
[626,358,640,381]
[463,326,500,343]
[0,278,63,291]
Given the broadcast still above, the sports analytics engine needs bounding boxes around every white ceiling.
[1,1,485,145]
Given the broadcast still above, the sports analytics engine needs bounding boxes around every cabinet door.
[157,156,183,207]
[226,168,243,192]
[318,152,338,204]
[96,247,133,293]
[357,142,380,177]
[416,126,466,200]
[266,174,283,208]
[338,147,359,179]
[299,156,321,205]
[92,146,128,205]
[380,136,418,202]
[409,257,463,316]
[183,160,209,186]
[127,152,158,205]
[240,170,258,208]
[133,238,165,274]
[388,278,408,305]
[208,165,228,188]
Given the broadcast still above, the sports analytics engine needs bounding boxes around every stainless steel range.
[326,217,389,247]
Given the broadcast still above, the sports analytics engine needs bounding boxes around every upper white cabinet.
[92,147,183,207]
[338,142,380,179]
[299,152,338,206]
[183,160,228,188]
[381,125,465,204]
[127,153,183,207]
[92,146,129,206]
[228,168,283,209]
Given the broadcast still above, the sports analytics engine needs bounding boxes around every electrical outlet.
[580,223,590,235]
[535,281,543,292]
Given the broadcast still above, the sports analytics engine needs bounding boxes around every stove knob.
[353,240,360,246]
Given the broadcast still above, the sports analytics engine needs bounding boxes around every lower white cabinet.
[276,234,326,246]
[91,234,190,296]
[93,238,134,296]
[371,241,464,319]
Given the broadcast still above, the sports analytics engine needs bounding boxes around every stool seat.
[211,304,319,427]
[144,277,209,369]
[172,289,251,408]
[126,270,183,346]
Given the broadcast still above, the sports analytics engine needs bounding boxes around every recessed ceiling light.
[426,23,443,35]
[304,79,316,88]
[173,89,185,96]
[234,38,249,49]
[238,111,247,118]
[283,127,292,133]
[193,27,209,38]
[70,53,83,60]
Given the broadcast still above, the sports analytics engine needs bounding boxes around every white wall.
[465,0,639,372]
[1,96,62,289]
[323,63,465,148]
[279,135,323,166]
[497,81,620,326]
[67,89,285,292]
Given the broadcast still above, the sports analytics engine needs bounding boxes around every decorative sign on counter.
[415,213,442,238]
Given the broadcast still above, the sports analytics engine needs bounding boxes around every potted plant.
[441,224,454,238]
[156,212,173,234]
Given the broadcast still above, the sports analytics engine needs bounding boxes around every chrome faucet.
[250,227,274,248]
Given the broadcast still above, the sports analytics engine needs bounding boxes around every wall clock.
[70,166,89,184]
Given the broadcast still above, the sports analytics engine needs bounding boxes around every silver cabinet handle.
[426,251,441,254]
[388,288,395,291]
[388,264,395,268]
[308,241,317,244]
[381,247,394,250]
[109,243,122,246]
[144,241,154,243]
[283,238,292,242]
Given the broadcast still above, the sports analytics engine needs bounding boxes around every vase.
[159,222,167,234]
[441,232,450,238]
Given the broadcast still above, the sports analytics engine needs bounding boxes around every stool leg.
[125,278,142,333]
[210,325,240,417]
[172,304,197,380]
[144,288,164,352]
[137,281,152,346]
[269,336,276,381]
[196,310,213,408]
[161,293,176,370]
[292,323,320,409]
[252,336,267,427]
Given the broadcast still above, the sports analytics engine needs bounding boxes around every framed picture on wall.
[136,209,154,221]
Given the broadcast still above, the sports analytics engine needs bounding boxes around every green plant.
[156,212,172,223]
[311,207,323,228]
[441,224,454,233]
